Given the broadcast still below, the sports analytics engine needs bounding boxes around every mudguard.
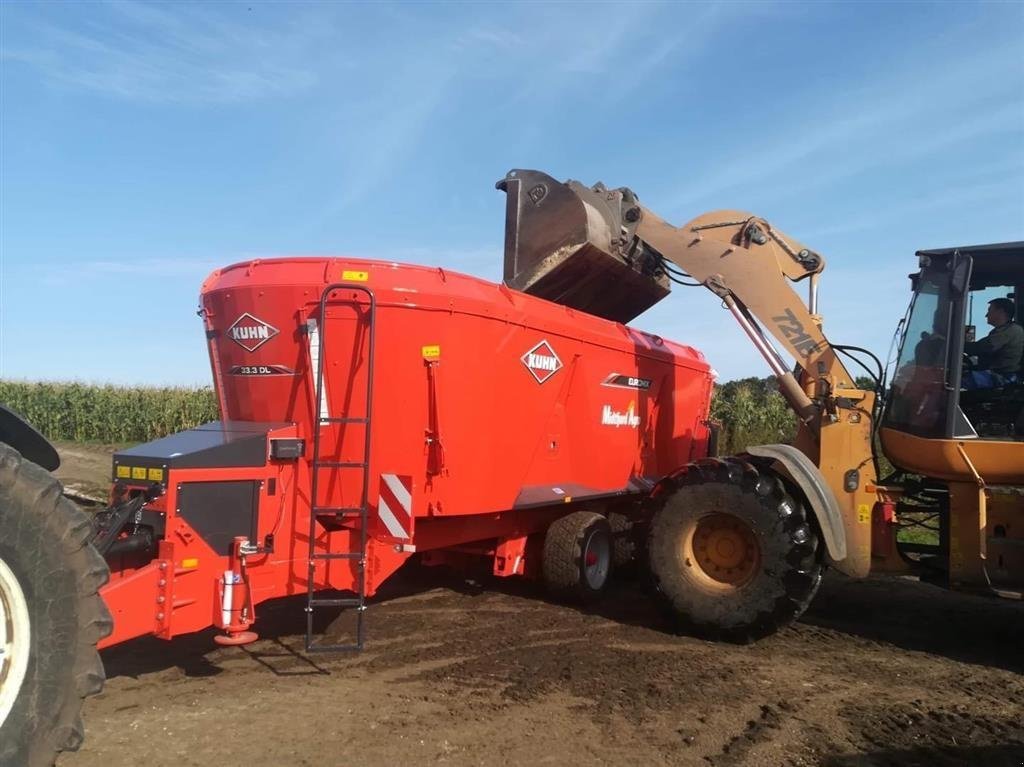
[745,444,847,563]
[0,404,60,472]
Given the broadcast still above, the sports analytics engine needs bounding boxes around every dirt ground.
[53,441,118,504]
[56,446,1024,767]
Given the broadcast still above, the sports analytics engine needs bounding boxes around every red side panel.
[200,257,715,524]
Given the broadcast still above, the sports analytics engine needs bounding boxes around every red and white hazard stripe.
[377,473,413,541]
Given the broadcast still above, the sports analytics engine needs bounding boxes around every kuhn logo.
[227,313,279,352]
[521,340,563,384]
[601,402,641,428]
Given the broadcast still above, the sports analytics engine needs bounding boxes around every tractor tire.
[542,511,612,602]
[647,457,823,643]
[0,443,111,767]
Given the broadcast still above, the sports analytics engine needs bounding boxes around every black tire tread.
[607,511,636,569]
[0,442,112,767]
[647,456,823,643]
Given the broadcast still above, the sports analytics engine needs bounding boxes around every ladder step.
[306,642,363,653]
[309,597,363,608]
[314,461,367,469]
[311,552,364,561]
[312,507,363,516]
[318,417,369,424]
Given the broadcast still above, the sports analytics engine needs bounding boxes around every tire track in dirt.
[63,564,1024,766]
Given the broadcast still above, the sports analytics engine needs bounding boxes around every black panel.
[513,478,654,509]
[114,421,288,473]
[270,438,305,459]
[177,480,259,555]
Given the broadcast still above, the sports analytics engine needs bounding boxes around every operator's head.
[986,297,1015,327]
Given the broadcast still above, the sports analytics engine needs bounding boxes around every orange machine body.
[99,257,713,647]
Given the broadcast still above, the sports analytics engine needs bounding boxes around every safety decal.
[521,340,563,384]
[602,373,652,391]
[378,473,413,540]
[227,312,279,352]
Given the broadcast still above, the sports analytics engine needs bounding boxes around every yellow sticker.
[131,466,147,480]
[422,344,441,359]
[342,270,369,282]
[181,558,199,570]
[147,467,164,482]
[857,503,871,524]
[115,465,131,478]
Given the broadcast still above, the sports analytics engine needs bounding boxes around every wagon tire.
[647,457,823,643]
[542,512,612,602]
[0,443,112,767]
[607,511,638,569]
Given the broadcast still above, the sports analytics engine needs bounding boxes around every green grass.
[895,510,942,546]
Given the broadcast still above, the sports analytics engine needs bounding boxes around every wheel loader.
[1,169,1021,765]
[497,169,1023,609]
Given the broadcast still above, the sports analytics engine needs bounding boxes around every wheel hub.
[582,532,611,590]
[690,513,760,587]
[0,556,31,728]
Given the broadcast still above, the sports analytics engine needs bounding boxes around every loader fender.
[0,404,60,472]
[744,444,847,563]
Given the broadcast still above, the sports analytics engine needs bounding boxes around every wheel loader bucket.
[496,169,670,323]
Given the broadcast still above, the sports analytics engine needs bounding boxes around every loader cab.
[881,242,1024,478]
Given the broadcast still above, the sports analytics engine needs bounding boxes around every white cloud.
[658,41,1024,215]
[1,2,324,104]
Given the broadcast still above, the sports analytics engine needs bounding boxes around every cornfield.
[0,381,218,443]
[2,376,865,451]
[709,377,797,455]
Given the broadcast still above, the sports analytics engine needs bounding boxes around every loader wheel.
[648,457,822,643]
[542,512,612,602]
[0,443,112,767]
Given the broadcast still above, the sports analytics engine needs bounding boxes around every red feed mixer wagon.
[92,255,716,651]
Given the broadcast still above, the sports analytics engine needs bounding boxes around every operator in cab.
[963,297,1023,389]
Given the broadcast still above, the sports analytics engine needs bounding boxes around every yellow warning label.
[115,465,131,479]
[147,467,164,482]
[181,558,199,570]
[343,270,369,282]
[422,344,441,359]
[131,466,147,480]
[857,503,871,524]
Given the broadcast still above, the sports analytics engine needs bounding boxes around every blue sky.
[1,1,1022,386]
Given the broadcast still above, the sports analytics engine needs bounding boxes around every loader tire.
[0,443,111,767]
[542,512,612,602]
[648,457,822,643]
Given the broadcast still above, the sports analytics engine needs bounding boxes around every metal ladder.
[305,283,376,652]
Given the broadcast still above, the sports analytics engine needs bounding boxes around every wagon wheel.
[647,457,823,642]
[542,511,612,602]
[0,443,111,767]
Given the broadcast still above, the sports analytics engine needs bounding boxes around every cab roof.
[916,241,1024,288]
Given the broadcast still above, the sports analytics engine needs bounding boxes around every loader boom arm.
[634,206,878,576]
[635,207,857,422]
